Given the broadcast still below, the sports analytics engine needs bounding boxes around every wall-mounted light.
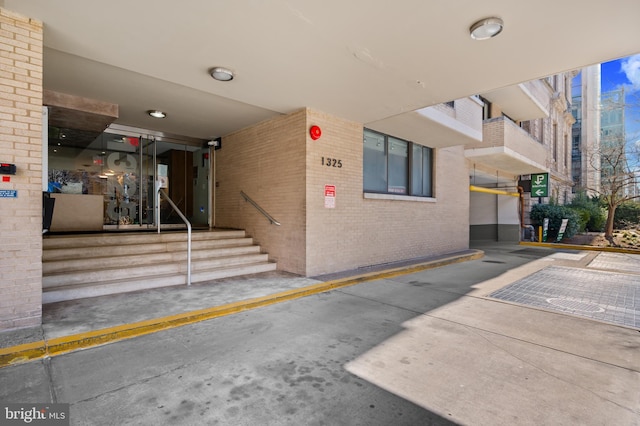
[210,67,235,81]
[147,110,166,118]
[470,17,504,40]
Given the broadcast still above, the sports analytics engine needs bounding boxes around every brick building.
[1,3,638,329]
[0,10,44,329]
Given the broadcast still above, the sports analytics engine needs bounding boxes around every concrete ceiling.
[5,0,640,140]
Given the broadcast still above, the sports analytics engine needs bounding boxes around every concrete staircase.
[42,230,276,303]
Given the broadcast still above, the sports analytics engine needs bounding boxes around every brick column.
[0,9,44,329]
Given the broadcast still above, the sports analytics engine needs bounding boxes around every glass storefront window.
[47,126,209,229]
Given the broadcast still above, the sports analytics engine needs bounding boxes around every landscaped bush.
[568,192,606,232]
[572,207,590,233]
[613,201,640,229]
[529,203,580,240]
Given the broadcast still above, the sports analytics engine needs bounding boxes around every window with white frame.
[363,129,433,197]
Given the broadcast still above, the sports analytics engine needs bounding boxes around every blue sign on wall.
[0,190,17,198]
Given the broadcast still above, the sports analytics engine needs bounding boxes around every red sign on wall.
[324,184,336,208]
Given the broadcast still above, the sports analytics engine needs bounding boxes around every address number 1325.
[321,157,343,168]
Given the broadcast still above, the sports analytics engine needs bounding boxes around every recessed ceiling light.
[147,110,166,118]
[470,17,504,40]
[210,67,234,81]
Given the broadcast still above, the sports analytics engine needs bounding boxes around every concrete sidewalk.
[0,242,639,425]
[0,249,483,367]
[344,243,639,424]
[2,242,639,366]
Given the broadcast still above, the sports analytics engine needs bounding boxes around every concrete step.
[42,229,247,249]
[190,253,270,273]
[42,237,254,261]
[41,229,277,303]
[191,261,277,282]
[43,253,271,288]
[42,273,188,304]
[43,245,262,274]
[42,261,278,304]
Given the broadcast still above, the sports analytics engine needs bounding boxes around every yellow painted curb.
[0,250,483,368]
[0,340,46,367]
[520,241,640,255]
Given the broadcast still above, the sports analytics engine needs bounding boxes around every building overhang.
[465,146,547,176]
[366,104,482,148]
[44,90,119,133]
[482,81,550,121]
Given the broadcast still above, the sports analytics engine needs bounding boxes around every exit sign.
[531,173,549,197]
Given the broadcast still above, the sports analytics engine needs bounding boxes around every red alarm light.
[310,125,322,140]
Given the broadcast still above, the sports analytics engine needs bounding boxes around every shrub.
[572,207,590,233]
[613,201,640,229]
[530,203,580,240]
[568,191,605,232]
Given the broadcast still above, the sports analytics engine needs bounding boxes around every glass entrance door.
[103,134,146,227]
[47,125,210,231]
[155,141,210,228]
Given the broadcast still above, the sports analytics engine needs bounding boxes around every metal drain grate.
[546,298,604,313]
[487,266,639,329]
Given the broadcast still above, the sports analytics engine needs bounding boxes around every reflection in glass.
[47,127,209,229]
[388,137,408,194]
[363,129,387,193]
[411,144,432,197]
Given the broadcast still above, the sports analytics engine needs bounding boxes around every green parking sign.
[531,173,548,197]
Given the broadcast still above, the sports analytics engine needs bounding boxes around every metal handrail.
[240,191,281,226]
[156,187,192,286]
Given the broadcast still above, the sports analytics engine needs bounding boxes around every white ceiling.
[5,0,640,140]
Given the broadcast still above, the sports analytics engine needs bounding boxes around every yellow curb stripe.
[0,341,47,366]
[520,241,640,254]
[1,250,483,368]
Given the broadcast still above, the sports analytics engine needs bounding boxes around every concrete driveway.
[0,242,638,425]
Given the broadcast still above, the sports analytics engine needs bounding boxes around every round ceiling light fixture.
[147,110,167,119]
[210,67,235,81]
[469,17,504,40]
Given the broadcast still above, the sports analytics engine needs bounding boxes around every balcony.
[481,80,550,122]
[365,97,483,148]
[465,116,547,175]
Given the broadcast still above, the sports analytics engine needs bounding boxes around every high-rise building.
[600,88,626,152]
[572,67,632,199]
[571,65,601,195]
